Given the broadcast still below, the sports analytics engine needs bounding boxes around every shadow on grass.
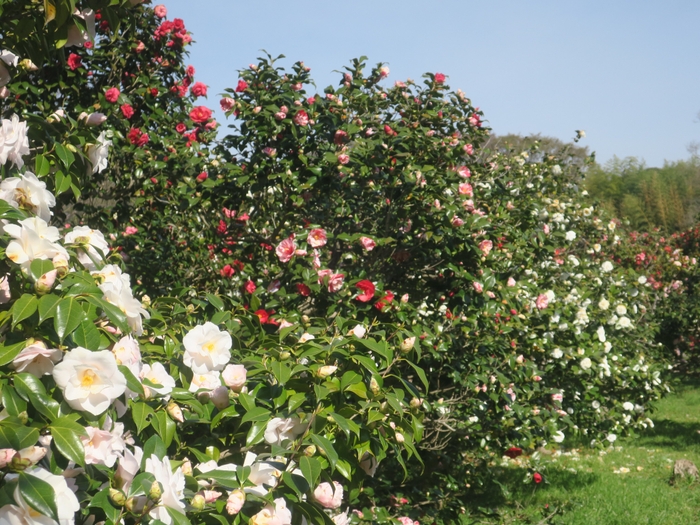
[461,465,598,512]
[639,419,700,450]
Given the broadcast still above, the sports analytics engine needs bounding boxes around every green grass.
[464,382,700,524]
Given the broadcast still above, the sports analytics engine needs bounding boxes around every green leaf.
[2,384,27,416]
[298,455,322,487]
[141,435,167,469]
[330,412,360,437]
[88,488,121,524]
[37,294,62,324]
[54,143,75,169]
[49,424,85,466]
[130,402,154,434]
[71,319,101,350]
[245,420,267,446]
[54,298,86,341]
[205,293,225,311]
[29,259,54,282]
[153,410,176,448]
[241,407,271,424]
[84,296,129,333]
[404,360,429,392]
[12,294,38,327]
[34,154,50,177]
[309,434,339,470]
[269,361,292,385]
[166,507,191,525]
[119,365,145,396]
[18,472,59,523]
[0,340,27,367]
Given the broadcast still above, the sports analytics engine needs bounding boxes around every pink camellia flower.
[11,343,62,376]
[190,82,208,97]
[226,489,246,515]
[244,280,256,294]
[276,236,296,263]
[220,98,235,112]
[458,183,473,196]
[434,72,446,84]
[451,216,464,227]
[457,165,471,178]
[355,280,375,302]
[135,40,146,53]
[274,111,286,121]
[379,66,390,78]
[313,481,343,509]
[397,517,418,525]
[472,282,483,293]
[124,226,138,236]
[307,228,327,248]
[262,146,277,157]
[328,273,345,293]
[190,106,212,124]
[338,154,350,165]
[334,130,348,145]
[479,240,493,256]
[464,143,474,155]
[120,104,134,119]
[235,79,248,92]
[154,4,167,17]
[543,223,550,234]
[507,277,516,287]
[105,87,120,103]
[222,364,246,392]
[535,294,549,310]
[360,236,376,251]
[293,110,309,126]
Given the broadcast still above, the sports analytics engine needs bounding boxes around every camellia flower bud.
[181,458,193,476]
[0,449,17,468]
[191,493,206,511]
[148,480,162,501]
[35,269,57,295]
[109,488,127,507]
[395,432,405,443]
[167,402,184,423]
[317,365,338,379]
[400,337,416,353]
[226,489,246,515]
[304,445,317,457]
[208,386,230,410]
[17,446,47,466]
[410,397,422,409]
[52,254,70,278]
[370,377,380,396]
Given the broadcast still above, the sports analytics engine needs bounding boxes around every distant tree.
[484,132,593,168]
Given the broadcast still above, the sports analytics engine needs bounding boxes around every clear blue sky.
[163,0,700,168]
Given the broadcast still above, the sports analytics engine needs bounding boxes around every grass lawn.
[464,381,700,524]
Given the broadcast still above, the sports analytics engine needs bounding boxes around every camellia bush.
[0,3,427,525]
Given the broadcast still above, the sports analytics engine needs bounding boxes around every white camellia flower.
[243,451,280,496]
[565,230,576,241]
[0,467,80,525]
[112,335,142,377]
[115,446,143,493]
[601,261,614,272]
[349,324,366,338]
[145,454,186,525]
[606,433,617,443]
[5,217,68,270]
[0,115,30,167]
[551,348,564,359]
[0,50,19,87]
[94,266,150,336]
[598,298,610,310]
[638,275,648,284]
[616,316,632,330]
[189,370,221,393]
[82,422,127,467]
[11,341,62,376]
[52,347,127,416]
[249,498,291,525]
[264,417,305,446]
[313,481,343,509]
[64,226,110,270]
[86,130,112,173]
[222,363,246,392]
[0,171,54,219]
[141,362,176,399]
[580,357,592,370]
[183,322,232,373]
[552,430,565,443]
[615,304,627,316]
[623,402,635,411]
[596,326,606,343]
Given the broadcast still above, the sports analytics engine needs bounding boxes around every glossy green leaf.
[18,472,59,523]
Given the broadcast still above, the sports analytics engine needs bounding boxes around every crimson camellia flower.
[67,53,82,71]
[105,87,120,103]
[120,104,134,119]
[196,172,208,182]
[244,280,256,294]
[296,283,311,297]
[355,280,376,302]
[235,79,248,92]
[533,472,543,484]
[220,264,234,278]
[254,309,269,323]
[189,105,212,124]
[504,447,523,459]
[127,127,149,147]
[434,72,446,84]
[175,122,186,134]
[375,290,394,311]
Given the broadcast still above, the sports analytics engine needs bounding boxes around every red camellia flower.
[189,106,212,124]
[67,53,82,71]
[190,82,208,98]
[244,280,256,294]
[235,79,248,92]
[105,87,120,103]
[296,283,311,297]
[435,72,446,84]
[120,104,134,119]
[196,172,208,182]
[127,128,149,147]
[533,472,543,484]
[375,290,395,311]
[254,309,269,324]
[293,110,309,126]
[220,264,234,278]
[504,447,523,459]
[175,122,186,134]
[355,280,376,302]
[186,65,195,77]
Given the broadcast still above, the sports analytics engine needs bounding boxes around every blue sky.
[163,0,700,168]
